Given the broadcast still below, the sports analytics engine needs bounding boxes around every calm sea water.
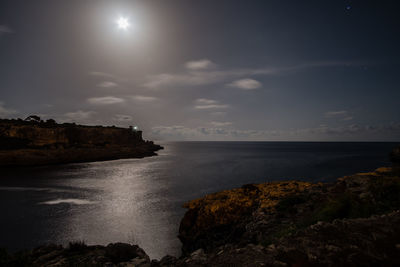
[0,142,398,259]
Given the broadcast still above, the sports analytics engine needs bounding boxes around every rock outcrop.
[391,146,400,168]
[178,181,322,254]
[152,210,400,267]
[178,165,400,257]
[0,242,151,267]
[0,118,162,166]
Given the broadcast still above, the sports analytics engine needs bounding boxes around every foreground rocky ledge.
[177,165,400,264]
[2,210,399,266]
[1,149,400,266]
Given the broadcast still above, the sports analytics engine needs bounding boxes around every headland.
[0,117,162,166]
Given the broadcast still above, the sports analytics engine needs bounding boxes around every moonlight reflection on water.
[52,149,183,259]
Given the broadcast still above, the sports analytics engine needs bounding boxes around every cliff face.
[0,119,162,166]
[0,120,143,149]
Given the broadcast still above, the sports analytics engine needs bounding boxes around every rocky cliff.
[173,165,400,266]
[178,181,322,254]
[0,118,162,166]
[1,147,399,266]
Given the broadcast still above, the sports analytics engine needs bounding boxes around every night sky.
[0,0,399,141]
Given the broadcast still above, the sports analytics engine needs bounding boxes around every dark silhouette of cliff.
[0,117,162,166]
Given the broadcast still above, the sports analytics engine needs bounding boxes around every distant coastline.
[0,117,163,166]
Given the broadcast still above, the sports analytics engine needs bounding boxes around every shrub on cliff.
[45,119,57,126]
[275,193,308,214]
[309,194,359,223]
[368,175,400,211]
[67,240,87,252]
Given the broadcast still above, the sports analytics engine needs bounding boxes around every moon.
[116,17,130,30]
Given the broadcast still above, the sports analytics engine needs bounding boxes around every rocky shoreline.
[0,143,162,167]
[1,148,399,266]
[0,118,163,166]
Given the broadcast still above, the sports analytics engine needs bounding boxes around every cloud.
[151,125,270,140]
[143,69,270,89]
[152,125,229,139]
[87,96,125,105]
[0,25,13,35]
[143,72,221,88]
[151,123,400,141]
[185,59,216,70]
[0,102,17,116]
[325,110,348,118]
[131,95,158,102]
[294,123,400,137]
[115,114,133,122]
[325,110,347,117]
[64,110,95,120]
[143,60,364,89]
[325,110,355,121]
[195,104,229,110]
[152,125,196,138]
[195,98,218,105]
[98,81,118,88]
[210,111,227,116]
[298,124,359,135]
[194,98,229,109]
[227,78,262,90]
[210,121,233,127]
[90,71,117,79]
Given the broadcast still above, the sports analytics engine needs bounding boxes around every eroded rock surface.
[178,181,322,254]
[155,211,400,266]
[175,165,400,266]
[0,243,151,267]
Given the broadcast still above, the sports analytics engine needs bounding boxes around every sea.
[0,141,398,259]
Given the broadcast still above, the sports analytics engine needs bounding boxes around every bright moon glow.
[116,17,130,30]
